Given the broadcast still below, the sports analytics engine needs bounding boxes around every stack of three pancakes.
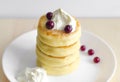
[36,16,81,75]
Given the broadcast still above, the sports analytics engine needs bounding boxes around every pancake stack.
[36,15,81,75]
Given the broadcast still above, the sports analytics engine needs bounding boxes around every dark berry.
[93,57,100,63]
[46,12,53,20]
[64,25,72,33]
[80,45,86,51]
[88,49,94,56]
[46,20,54,29]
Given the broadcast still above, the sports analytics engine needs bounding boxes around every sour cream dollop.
[16,67,48,82]
[52,8,76,32]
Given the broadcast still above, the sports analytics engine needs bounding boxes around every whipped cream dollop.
[16,67,48,82]
[52,8,76,32]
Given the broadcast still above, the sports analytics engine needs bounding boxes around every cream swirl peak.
[51,8,76,32]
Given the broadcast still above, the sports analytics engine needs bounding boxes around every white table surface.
[0,0,120,18]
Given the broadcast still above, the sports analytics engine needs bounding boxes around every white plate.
[2,30,117,82]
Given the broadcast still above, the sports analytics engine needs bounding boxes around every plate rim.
[2,30,37,82]
[83,30,117,82]
[2,30,117,82]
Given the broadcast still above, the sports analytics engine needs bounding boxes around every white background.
[0,0,120,18]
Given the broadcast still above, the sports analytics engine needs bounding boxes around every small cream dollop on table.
[16,67,48,82]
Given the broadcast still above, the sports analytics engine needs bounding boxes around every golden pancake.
[36,46,80,67]
[37,15,81,47]
[36,38,80,57]
[37,57,80,75]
